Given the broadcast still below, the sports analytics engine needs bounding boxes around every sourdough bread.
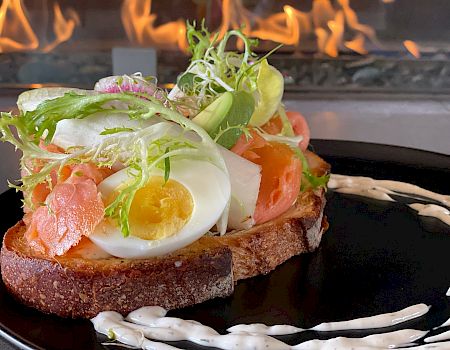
[1,151,329,318]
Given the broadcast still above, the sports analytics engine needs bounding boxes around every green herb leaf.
[107,329,116,340]
[277,105,295,137]
[22,92,108,143]
[213,91,255,149]
[178,22,260,111]
[177,72,196,90]
[186,20,216,61]
[164,148,171,184]
[295,148,329,190]
[100,127,135,135]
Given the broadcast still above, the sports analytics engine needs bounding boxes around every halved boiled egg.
[89,158,230,259]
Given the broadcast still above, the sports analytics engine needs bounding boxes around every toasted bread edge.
[1,152,329,318]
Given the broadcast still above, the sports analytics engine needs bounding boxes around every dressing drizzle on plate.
[91,301,449,350]
[91,173,450,349]
[328,174,450,227]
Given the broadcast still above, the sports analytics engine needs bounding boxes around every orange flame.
[120,0,378,57]
[345,33,368,55]
[215,0,379,57]
[0,0,79,53]
[325,10,344,58]
[403,40,420,58]
[0,0,38,53]
[121,0,188,52]
[248,5,300,46]
[42,3,80,53]
[120,0,412,58]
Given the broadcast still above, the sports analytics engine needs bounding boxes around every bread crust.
[1,222,234,318]
[1,152,329,318]
[206,188,327,280]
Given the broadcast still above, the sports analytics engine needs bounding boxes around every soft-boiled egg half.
[89,158,231,259]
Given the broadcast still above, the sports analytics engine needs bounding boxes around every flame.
[121,0,188,51]
[315,28,328,54]
[345,33,368,55]
[42,3,80,53]
[338,0,378,45]
[312,0,336,29]
[120,0,377,57]
[249,5,300,46]
[0,0,79,53]
[215,0,379,57]
[119,0,418,59]
[0,0,38,52]
[217,0,251,42]
[403,40,420,58]
[325,11,344,57]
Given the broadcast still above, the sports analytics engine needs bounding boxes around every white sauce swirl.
[437,317,450,329]
[90,173,450,349]
[328,174,450,227]
[91,303,447,350]
[409,203,450,226]
[425,330,450,344]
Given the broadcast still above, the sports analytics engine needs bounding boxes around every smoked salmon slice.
[232,130,302,225]
[261,111,311,151]
[24,142,113,257]
[25,175,105,257]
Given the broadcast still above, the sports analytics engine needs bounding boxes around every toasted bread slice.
[1,151,329,318]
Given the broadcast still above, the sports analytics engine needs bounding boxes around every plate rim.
[0,139,448,350]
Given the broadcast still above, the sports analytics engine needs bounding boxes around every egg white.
[89,158,231,259]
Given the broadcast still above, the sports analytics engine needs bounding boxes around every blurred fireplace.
[0,0,449,94]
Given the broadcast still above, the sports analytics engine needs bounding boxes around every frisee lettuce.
[100,126,135,135]
[0,92,230,236]
[178,21,260,110]
[296,148,330,190]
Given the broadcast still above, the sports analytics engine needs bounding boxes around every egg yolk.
[128,177,194,240]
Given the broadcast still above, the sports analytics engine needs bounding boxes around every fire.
[217,0,377,57]
[403,40,420,58]
[120,0,418,59]
[121,0,188,52]
[243,5,300,46]
[42,3,80,53]
[344,33,368,55]
[120,0,378,57]
[0,0,38,53]
[0,0,79,53]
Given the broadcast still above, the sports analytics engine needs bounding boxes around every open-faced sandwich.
[0,23,330,318]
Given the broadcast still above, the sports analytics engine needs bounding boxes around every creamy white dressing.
[328,174,450,227]
[310,304,430,332]
[292,329,428,350]
[91,303,446,350]
[91,173,450,349]
[409,203,450,226]
[424,330,450,343]
[437,317,450,329]
[226,304,429,335]
[226,323,303,336]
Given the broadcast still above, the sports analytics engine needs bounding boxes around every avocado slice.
[192,91,255,149]
[192,92,233,133]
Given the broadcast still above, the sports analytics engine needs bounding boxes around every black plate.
[0,140,449,350]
